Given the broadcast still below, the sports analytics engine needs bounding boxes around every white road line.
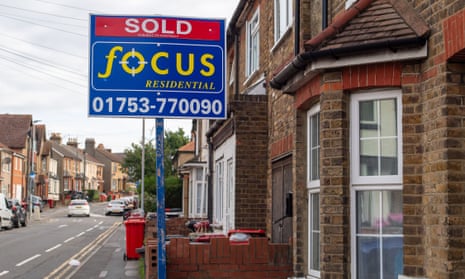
[76,232,85,237]
[64,236,75,243]
[86,227,94,232]
[58,224,68,228]
[99,270,108,278]
[0,271,9,277]
[45,244,62,253]
[16,254,41,267]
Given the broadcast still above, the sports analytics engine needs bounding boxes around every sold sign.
[89,15,226,119]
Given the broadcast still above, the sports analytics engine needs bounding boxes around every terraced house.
[179,0,465,278]
[269,0,465,278]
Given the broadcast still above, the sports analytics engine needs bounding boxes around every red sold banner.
[94,16,221,41]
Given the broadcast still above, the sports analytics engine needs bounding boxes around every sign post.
[155,118,166,279]
[89,15,226,279]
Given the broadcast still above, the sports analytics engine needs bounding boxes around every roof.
[178,141,195,152]
[0,114,32,149]
[305,0,430,53]
[270,0,430,90]
[96,145,124,163]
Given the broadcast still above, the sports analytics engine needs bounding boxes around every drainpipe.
[322,0,328,29]
[294,0,300,56]
[234,30,240,97]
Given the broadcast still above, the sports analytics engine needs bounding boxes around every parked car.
[7,198,26,227]
[104,199,126,216]
[0,193,13,230]
[120,196,134,210]
[68,199,90,217]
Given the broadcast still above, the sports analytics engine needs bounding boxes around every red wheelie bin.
[124,217,145,260]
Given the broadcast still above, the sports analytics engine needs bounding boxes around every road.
[0,202,141,279]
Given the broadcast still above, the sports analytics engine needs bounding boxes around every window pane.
[381,139,398,175]
[309,112,320,181]
[311,149,320,180]
[310,193,320,271]
[381,191,403,234]
[382,237,403,279]
[359,98,398,177]
[360,139,379,176]
[357,191,381,234]
[357,236,380,279]
[379,99,397,137]
[356,190,403,279]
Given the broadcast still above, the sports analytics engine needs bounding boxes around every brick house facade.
[176,0,465,278]
[269,0,465,279]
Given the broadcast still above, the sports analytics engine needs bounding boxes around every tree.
[122,141,157,182]
[122,127,189,212]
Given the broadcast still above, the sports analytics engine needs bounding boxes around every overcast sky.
[0,0,239,152]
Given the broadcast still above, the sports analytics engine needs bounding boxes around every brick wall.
[318,72,351,278]
[233,94,268,230]
[145,237,292,279]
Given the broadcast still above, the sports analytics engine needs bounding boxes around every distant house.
[173,140,195,217]
[0,114,32,200]
[85,138,127,194]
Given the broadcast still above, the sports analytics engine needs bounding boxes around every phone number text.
[91,97,223,116]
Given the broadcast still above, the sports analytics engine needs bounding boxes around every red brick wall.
[145,237,292,279]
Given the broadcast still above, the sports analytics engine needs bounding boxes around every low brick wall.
[145,237,292,279]
[145,217,193,239]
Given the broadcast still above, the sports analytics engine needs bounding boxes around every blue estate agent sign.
[89,15,226,119]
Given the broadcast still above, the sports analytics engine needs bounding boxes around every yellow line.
[44,222,121,279]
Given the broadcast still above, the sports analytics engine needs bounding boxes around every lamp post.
[29,119,41,220]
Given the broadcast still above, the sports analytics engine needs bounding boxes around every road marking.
[16,254,41,267]
[64,236,75,243]
[86,227,94,232]
[99,270,108,278]
[76,232,85,237]
[0,271,9,277]
[46,244,62,253]
[58,224,68,229]
[44,222,121,279]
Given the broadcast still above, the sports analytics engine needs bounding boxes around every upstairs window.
[351,91,402,185]
[246,9,260,77]
[274,0,293,42]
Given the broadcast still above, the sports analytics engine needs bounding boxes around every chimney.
[85,138,96,156]
[50,133,62,144]
[67,138,78,148]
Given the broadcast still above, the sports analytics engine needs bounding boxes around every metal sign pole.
[155,118,166,279]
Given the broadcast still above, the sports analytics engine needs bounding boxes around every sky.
[0,0,239,152]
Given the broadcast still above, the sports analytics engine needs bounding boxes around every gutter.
[270,36,428,90]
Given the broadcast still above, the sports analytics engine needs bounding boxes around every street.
[0,202,140,279]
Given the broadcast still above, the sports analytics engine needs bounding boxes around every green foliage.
[122,141,157,182]
[124,127,189,213]
[165,175,182,208]
[86,189,99,201]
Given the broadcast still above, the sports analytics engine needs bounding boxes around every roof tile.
[305,0,430,53]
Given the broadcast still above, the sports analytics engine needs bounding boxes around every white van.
[0,193,13,230]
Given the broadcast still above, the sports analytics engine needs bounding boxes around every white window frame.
[350,90,403,278]
[246,8,260,77]
[307,104,320,278]
[189,167,207,218]
[274,0,293,43]
[350,90,403,185]
[350,185,403,279]
[213,160,224,224]
[345,0,357,9]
